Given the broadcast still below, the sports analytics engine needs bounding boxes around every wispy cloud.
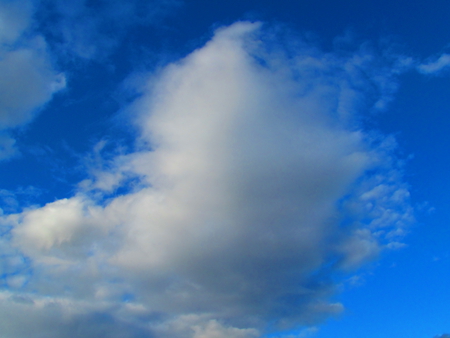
[0,22,413,337]
[417,53,450,74]
[36,0,182,60]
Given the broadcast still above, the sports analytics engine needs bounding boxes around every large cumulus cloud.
[0,22,412,337]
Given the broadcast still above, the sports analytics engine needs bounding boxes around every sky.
[0,0,449,337]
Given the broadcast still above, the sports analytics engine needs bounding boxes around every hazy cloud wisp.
[417,53,450,75]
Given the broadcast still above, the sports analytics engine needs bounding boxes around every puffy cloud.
[0,0,65,159]
[2,22,413,337]
[13,196,104,256]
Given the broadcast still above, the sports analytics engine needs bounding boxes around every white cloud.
[2,22,413,337]
[0,0,65,159]
[14,196,103,254]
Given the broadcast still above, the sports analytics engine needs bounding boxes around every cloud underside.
[1,22,412,337]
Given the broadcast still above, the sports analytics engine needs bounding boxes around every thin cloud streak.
[417,53,450,74]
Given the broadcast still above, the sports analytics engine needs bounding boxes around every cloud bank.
[0,22,413,337]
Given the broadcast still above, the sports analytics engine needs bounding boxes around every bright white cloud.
[0,0,65,159]
[1,22,413,337]
[14,196,104,255]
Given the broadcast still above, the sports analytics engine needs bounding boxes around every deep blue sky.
[0,1,449,337]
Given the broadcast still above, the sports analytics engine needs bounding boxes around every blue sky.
[0,1,450,337]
